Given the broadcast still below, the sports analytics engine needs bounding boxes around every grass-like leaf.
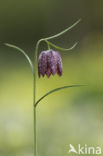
[4,43,34,74]
[36,19,81,51]
[35,84,87,107]
[44,19,81,41]
[46,40,78,51]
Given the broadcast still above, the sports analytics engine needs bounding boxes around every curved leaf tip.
[35,84,87,107]
[3,42,34,74]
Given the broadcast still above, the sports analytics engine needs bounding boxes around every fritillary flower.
[38,49,62,78]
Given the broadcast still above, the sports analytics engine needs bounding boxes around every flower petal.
[38,49,63,78]
[56,52,63,76]
[38,51,47,77]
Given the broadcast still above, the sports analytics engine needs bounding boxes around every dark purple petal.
[47,50,57,75]
[46,68,52,78]
[38,51,47,77]
[38,49,63,78]
[56,52,62,76]
[50,51,58,75]
[38,54,42,77]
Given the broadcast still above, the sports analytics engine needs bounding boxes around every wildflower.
[38,49,62,78]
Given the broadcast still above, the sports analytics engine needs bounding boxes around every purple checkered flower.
[38,49,62,78]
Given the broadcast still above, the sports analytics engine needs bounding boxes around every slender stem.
[45,40,51,49]
[33,72,36,156]
[33,39,43,156]
[33,57,36,156]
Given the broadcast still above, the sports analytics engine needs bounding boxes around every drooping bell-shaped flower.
[38,49,62,78]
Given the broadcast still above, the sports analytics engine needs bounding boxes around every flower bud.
[38,50,62,78]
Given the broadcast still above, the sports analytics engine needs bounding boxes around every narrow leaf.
[44,19,81,41]
[46,40,78,51]
[35,84,87,107]
[4,43,34,74]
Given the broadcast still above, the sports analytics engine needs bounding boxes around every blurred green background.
[0,0,103,156]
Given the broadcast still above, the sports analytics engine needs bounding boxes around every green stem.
[33,73,36,156]
[33,39,43,156]
[33,62,37,156]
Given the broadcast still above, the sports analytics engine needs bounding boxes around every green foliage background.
[0,0,103,156]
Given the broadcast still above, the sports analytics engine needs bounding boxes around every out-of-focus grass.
[0,32,103,156]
